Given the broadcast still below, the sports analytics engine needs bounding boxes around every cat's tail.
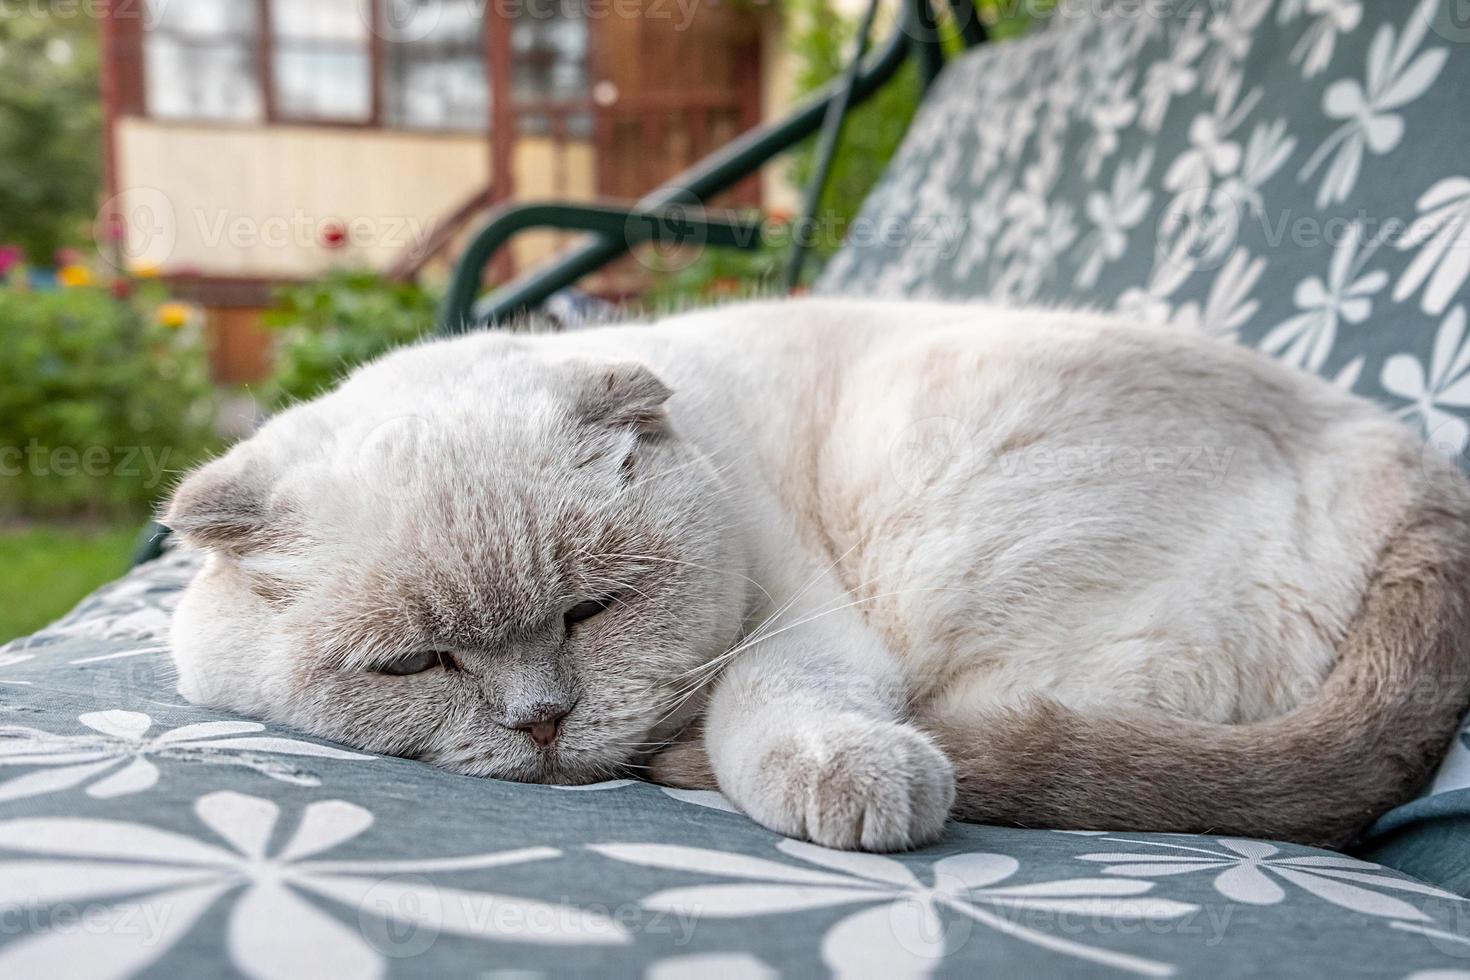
[923,472,1470,849]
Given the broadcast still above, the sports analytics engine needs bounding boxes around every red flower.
[320,221,349,250]
[110,278,134,300]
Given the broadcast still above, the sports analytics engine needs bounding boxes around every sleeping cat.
[166,299,1470,852]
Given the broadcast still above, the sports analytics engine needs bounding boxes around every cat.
[166,299,1470,852]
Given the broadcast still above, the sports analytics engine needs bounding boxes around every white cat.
[167,299,1470,852]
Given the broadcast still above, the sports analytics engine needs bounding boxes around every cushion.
[4,551,1470,977]
[818,0,1470,886]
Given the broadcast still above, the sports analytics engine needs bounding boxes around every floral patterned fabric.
[818,0,1470,886]
[8,2,1470,974]
[3,550,1470,977]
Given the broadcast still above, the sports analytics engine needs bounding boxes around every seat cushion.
[3,552,1470,977]
[818,0,1470,888]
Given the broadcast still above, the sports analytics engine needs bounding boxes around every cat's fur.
[167,299,1470,851]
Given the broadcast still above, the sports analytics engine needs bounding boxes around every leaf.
[1379,48,1447,110]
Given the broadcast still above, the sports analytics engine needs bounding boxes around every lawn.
[0,524,137,642]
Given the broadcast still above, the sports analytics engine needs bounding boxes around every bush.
[263,270,439,410]
[0,283,217,518]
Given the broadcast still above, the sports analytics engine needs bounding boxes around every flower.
[57,264,93,288]
[1259,222,1387,371]
[1299,0,1446,208]
[595,840,1198,977]
[320,221,350,250]
[0,790,628,978]
[110,278,134,300]
[1077,836,1458,919]
[0,245,22,276]
[0,709,371,803]
[1382,305,1470,458]
[157,301,192,328]
[128,261,163,279]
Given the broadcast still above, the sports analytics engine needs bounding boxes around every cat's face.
[167,335,747,783]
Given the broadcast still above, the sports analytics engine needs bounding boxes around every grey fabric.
[817,0,1470,880]
[4,550,1470,977]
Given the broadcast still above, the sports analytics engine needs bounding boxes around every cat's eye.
[376,650,454,676]
[564,596,616,629]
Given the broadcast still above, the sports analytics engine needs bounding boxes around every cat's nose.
[510,706,570,747]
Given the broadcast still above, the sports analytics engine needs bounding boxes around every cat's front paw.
[737,717,956,851]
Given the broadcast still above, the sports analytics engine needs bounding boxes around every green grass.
[0,523,138,642]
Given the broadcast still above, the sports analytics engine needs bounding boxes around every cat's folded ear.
[163,449,287,555]
[575,361,672,433]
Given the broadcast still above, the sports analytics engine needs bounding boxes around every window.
[270,0,373,123]
[512,6,590,136]
[381,0,489,131]
[143,0,262,122]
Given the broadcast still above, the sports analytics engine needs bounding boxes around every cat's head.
[166,333,747,783]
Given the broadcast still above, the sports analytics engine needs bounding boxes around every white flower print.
[1077,149,1155,289]
[1163,79,1261,198]
[1260,222,1388,371]
[595,841,1199,978]
[550,777,741,813]
[1169,248,1266,340]
[0,710,371,803]
[1290,0,1363,78]
[0,790,627,979]
[1078,837,1459,921]
[1201,0,1272,95]
[1217,117,1298,217]
[953,176,1012,281]
[1395,177,1470,316]
[1139,11,1207,132]
[1082,70,1138,180]
[1382,306,1470,458]
[1299,0,1447,208]
[1117,252,1194,330]
[0,653,34,686]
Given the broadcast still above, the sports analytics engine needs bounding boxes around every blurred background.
[0,0,1024,640]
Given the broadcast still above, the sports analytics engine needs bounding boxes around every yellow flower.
[58,264,93,288]
[129,262,163,279]
[157,302,192,329]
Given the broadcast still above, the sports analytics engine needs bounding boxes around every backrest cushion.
[819,0,1470,470]
[818,0,1470,880]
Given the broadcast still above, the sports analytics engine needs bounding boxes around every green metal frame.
[134,0,986,567]
[439,0,987,334]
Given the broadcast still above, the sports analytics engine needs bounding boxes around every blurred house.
[99,0,769,380]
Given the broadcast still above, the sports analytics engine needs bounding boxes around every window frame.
[133,0,592,136]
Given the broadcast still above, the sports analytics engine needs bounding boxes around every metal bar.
[440,202,762,332]
[441,0,932,334]
[783,0,883,292]
[911,0,946,91]
[948,0,990,48]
